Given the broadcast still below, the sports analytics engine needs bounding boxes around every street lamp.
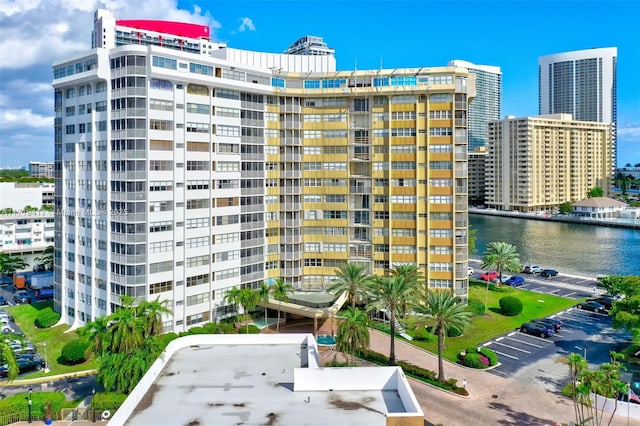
[27,386,32,423]
[42,342,48,373]
[575,345,587,360]
[91,388,96,423]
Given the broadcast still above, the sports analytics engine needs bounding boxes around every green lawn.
[404,281,583,361]
[5,301,96,377]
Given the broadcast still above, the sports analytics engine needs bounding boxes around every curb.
[0,369,97,387]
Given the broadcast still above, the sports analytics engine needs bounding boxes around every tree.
[326,263,372,311]
[0,253,28,281]
[79,316,112,355]
[137,297,172,337]
[35,246,54,270]
[414,290,472,383]
[587,187,604,198]
[389,264,423,327]
[224,287,242,321]
[605,276,640,345]
[468,223,478,257]
[481,241,521,286]
[108,297,145,353]
[336,307,370,367]
[271,278,293,333]
[559,201,573,214]
[0,342,18,380]
[366,274,421,365]
[238,288,259,334]
[257,282,272,328]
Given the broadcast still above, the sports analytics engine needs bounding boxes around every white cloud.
[6,80,52,94]
[238,17,256,32]
[0,0,221,70]
[0,108,52,129]
[618,125,640,139]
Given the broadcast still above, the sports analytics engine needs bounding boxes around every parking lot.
[479,306,632,392]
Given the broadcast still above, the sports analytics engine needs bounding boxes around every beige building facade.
[486,113,613,212]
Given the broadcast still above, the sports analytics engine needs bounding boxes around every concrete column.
[313,317,318,337]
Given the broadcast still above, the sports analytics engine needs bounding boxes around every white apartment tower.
[284,36,334,56]
[538,47,617,164]
[53,9,473,331]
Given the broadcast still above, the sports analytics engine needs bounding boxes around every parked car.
[540,269,558,277]
[531,317,563,331]
[492,274,511,283]
[0,296,7,306]
[505,275,525,286]
[0,310,13,322]
[467,267,474,276]
[32,264,46,272]
[481,271,499,281]
[1,325,13,334]
[588,296,615,310]
[523,265,542,274]
[520,321,555,338]
[0,355,45,378]
[13,290,31,305]
[576,300,605,313]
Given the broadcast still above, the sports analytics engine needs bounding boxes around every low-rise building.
[572,197,628,218]
[28,162,55,179]
[110,333,424,426]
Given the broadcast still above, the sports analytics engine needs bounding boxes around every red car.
[480,271,498,281]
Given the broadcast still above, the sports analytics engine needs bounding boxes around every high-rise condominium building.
[486,114,613,212]
[448,60,501,152]
[284,36,334,56]
[52,9,473,331]
[538,47,617,164]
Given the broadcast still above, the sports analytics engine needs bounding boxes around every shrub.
[466,298,485,316]
[464,352,489,369]
[499,296,523,316]
[412,327,432,342]
[35,308,61,328]
[446,326,463,337]
[60,339,90,365]
[479,347,498,366]
[157,332,179,350]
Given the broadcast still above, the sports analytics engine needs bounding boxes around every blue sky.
[0,0,638,167]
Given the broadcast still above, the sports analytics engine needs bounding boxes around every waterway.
[470,213,640,278]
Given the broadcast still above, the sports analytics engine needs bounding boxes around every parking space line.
[492,341,531,354]
[491,369,510,377]
[520,284,532,289]
[563,292,576,297]
[515,332,553,343]
[505,337,544,348]
[547,289,560,294]
[531,287,545,292]
[558,328,574,334]
[492,349,519,360]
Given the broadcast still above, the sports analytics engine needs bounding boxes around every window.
[429,229,452,238]
[216,161,240,172]
[429,195,452,204]
[190,63,214,76]
[217,125,240,137]
[391,161,415,170]
[429,110,452,119]
[323,162,347,170]
[186,161,209,171]
[391,128,416,137]
[429,161,452,170]
[187,273,210,286]
[187,217,210,228]
[215,232,240,244]
[152,56,177,70]
[429,144,453,153]
[187,236,210,248]
[429,127,453,136]
[391,111,416,120]
[217,107,240,118]
[187,255,210,268]
[149,221,173,232]
[187,103,210,114]
[303,146,321,155]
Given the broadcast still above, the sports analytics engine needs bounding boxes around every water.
[470,214,640,277]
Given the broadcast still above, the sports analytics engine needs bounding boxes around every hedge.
[412,327,432,341]
[464,352,490,369]
[356,348,468,395]
[0,392,67,419]
[34,307,61,328]
[60,339,90,365]
[93,392,127,412]
[499,296,523,316]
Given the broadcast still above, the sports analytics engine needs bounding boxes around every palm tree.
[414,290,472,383]
[224,287,242,322]
[79,316,112,355]
[481,241,521,285]
[366,275,421,365]
[336,307,370,366]
[108,305,144,353]
[271,278,293,333]
[389,264,424,326]
[257,282,272,328]
[138,297,172,337]
[35,245,54,270]
[326,263,372,310]
[238,288,259,333]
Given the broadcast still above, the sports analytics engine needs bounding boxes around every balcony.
[281,250,302,260]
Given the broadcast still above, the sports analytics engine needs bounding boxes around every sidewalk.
[366,329,639,426]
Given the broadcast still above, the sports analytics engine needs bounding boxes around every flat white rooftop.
[110,334,423,426]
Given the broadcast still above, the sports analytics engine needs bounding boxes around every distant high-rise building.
[29,161,54,178]
[448,60,501,152]
[486,114,613,212]
[538,47,617,164]
[284,36,334,56]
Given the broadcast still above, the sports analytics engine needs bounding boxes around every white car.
[492,274,511,283]
[467,267,474,276]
